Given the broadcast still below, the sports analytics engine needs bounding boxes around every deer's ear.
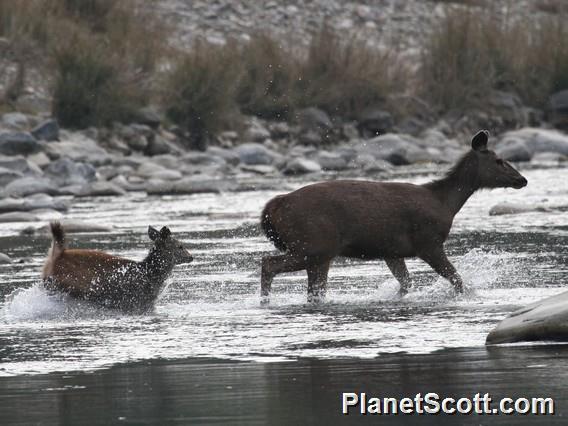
[148,226,160,241]
[472,130,489,151]
[159,226,171,239]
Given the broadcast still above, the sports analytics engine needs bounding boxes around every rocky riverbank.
[1,108,568,255]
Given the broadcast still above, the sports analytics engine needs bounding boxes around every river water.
[0,164,567,423]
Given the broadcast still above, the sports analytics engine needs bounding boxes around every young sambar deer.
[260,130,527,302]
[42,222,193,312]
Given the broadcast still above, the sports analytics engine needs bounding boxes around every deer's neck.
[425,153,480,217]
[140,248,175,288]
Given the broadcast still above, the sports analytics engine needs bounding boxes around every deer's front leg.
[384,258,412,296]
[419,248,464,293]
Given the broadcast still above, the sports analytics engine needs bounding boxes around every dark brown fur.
[42,222,193,312]
[260,130,528,302]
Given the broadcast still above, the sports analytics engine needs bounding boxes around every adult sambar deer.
[42,222,193,312]
[260,130,527,302]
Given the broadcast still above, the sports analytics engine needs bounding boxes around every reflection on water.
[0,166,567,377]
[2,346,568,425]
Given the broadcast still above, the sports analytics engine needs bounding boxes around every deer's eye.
[496,159,504,165]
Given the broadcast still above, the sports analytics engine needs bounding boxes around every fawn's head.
[148,226,193,264]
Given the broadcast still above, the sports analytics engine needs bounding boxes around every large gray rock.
[76,181,127,197]
[45,158,97,186]
[1,112,29,130]
[207,146,241,166]
[0,156,43,176]
[234,143,281,165]
[0,253,12,264]
[282,158,322,175]
[146,178,236,195]
[31,119,59,141]
[357,133,433,166]
[357,109,394,137]
[0,211,39,223]
[297,107,333,133]
[0,195,68,213]
[0,132,39,156]
[3,176,59,197]
[489,202,551,216]
[314,151,350,171]
[44,133,111,166]
[496,128,568,161]
[23,220,113,236]
[548,90,568,130]
[487,290,568,344]
[0,167,23,186]
[244,118,271,142]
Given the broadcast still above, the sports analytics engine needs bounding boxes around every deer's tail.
[260,197,287,252]
[49,221,66,258]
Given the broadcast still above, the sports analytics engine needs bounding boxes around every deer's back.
[46,249,139,297]
[265,180,453,259]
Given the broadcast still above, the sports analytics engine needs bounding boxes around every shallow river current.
[1,165,567,377]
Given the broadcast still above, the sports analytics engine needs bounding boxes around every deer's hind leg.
[385,258,411,296]
[261,254,307,303]
[307,260,331,303]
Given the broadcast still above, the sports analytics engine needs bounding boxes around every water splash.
[2,283,119,322]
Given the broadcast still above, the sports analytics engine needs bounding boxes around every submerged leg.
[307,260,331,303]
[385,258,411,296]
[261,254,307,303]
[419,248,464,293]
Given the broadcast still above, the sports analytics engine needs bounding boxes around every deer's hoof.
[260,296,271,306]
[307,293,326,304]
[399,286,409,297]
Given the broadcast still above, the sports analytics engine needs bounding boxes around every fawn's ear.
[159,226,171,239]
[472,130,489,151]
[148,226,160,241]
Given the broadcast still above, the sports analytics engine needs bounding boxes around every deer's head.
[148,226,193,265]
[471,130,527,190]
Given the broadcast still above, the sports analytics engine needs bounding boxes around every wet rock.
[0,167,23,186]
[3,176,59,197]
[486,290,568,344]
[31,119,59,141]
[0,132,39,156]
[282,158,322,175]
[496,128,568,161]
[76,181,127,197]
[206,146,240,166]
[23,220,113,235]
[357,109,394,137]
[148,170,183,181]
[314,151,350,171]
[145,134,173,156]
[132,106,162,129]
[146,178,235,195]
[487,90,527,129]
[0,211,39,223]
[531,152,567,163]
[240,164,277,175]
[354,154,393,173]
[182,152,226,167]
[357,133,431,165]
[0,156,43,176]
[24,194,69,212]
[0,253,12,264]
[45,133,111,166]
[151,154,181,170]
[1,112,29,130]
[489,202,551,216]
[45,158,97,187]
[547,89,568,130]
[27,152,51,168]
[136,161,167,177]
[110,175,145,192]
[297,107,333,134]
[234,143,281,165]
[244,118,271,142]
